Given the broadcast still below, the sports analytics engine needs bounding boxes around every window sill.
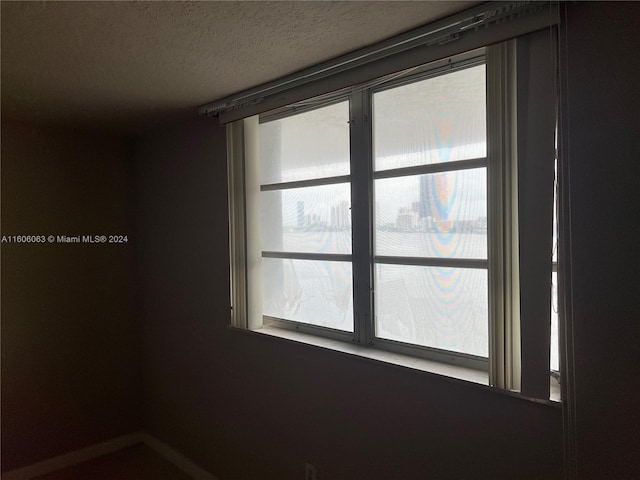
[229,324,561,404]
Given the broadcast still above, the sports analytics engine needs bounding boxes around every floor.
[33,444,195,480]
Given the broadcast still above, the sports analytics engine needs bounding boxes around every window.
[372,62,488,363]
[226,32,559,400]
[259,101,354,333]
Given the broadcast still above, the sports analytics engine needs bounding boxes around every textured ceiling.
[1,1,477,136]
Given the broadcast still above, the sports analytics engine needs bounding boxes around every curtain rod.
[199,1,557,118]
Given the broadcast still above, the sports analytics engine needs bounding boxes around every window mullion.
[349,90,374,345]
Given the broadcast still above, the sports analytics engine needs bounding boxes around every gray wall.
[3,2,638,478]
[561,2,640,478]
[133,4,640,479]
[1,123,141,471]
[134,119,563,480]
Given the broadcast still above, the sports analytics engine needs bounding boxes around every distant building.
[396,208,419,231]
[419,175,436,219]
[304,212,320,227]
[297,201,304,227]
[330,201,350,230]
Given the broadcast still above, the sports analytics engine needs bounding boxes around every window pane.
[374,169,487,259]
[261,183,351,254]
[373,65,486,171]
[263,258,353,331]
[375,264,488,357]
[259,101,350,184]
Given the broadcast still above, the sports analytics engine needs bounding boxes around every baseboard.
[1,432,219,480]
[140,434,219,480]
[1,432,144,480]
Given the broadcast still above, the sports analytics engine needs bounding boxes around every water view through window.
[258,63,556,365]
[372,64,488,357]
[259,101,353,330]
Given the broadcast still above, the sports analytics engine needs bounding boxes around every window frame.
[252,51,494,372]
[228,37,559,399]
[367,54,489,370]
[257,96,355,343]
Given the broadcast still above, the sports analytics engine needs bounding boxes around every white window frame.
[359,53,491,372]
[227,38,557,400]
